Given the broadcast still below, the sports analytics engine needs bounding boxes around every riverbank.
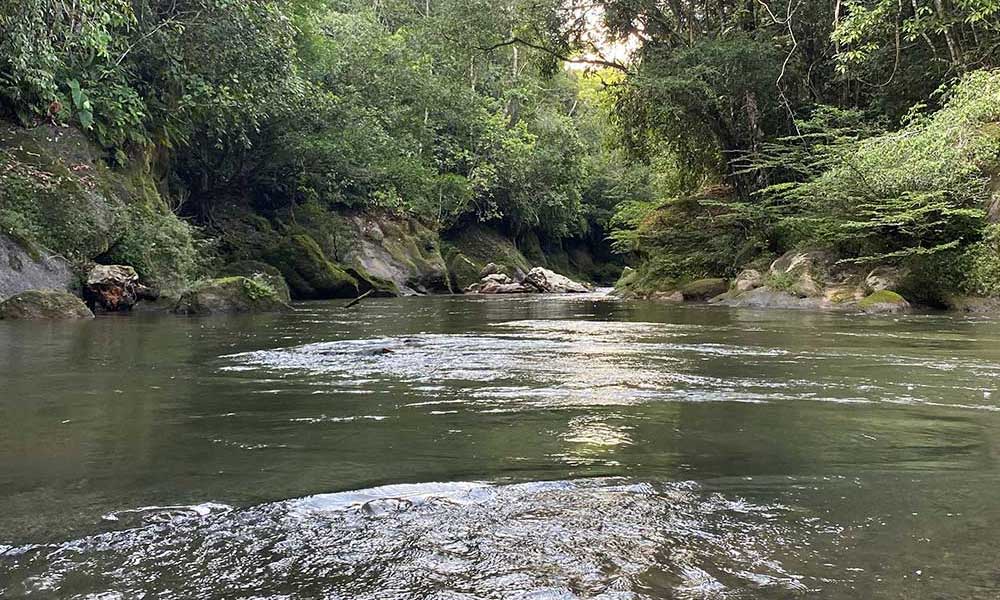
[0,121,617,318]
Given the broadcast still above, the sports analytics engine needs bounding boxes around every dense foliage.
[1,0,999,299]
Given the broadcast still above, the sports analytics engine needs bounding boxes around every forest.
[1,0,999,310]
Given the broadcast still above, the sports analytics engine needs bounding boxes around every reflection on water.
[1,294,1000,598]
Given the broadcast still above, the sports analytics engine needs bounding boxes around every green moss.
[858,290,907,308]
[679,278,728,300]
[219,260,292,303]
[345,265,399,297]
[174,276,290,315]
[0,289,94,320]
[445,225,532,275]
[264,233,359,299]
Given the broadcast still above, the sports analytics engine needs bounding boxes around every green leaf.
[78,109,94,130]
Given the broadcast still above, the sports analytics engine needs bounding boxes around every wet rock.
[84,264,157,312]
[824,285,865,305]
[218,261,292,303]
[0,289,94,320]
[734,269,763,293]
[523,267,589,294]
[679,278,728,301]
[0,234,76,300]
[858,290,911,314]
[173,277,292,315]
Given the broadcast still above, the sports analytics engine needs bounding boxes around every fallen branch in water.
[344,290,373,309]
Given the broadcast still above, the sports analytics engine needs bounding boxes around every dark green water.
[2,293,1000,599]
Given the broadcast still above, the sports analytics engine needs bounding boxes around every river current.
[1,292,999,598]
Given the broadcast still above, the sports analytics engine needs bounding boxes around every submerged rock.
[173,277,291,315]
[523,267,589,294]
[0,290,94,320]
[84,264,157,312]
[858,290,911,314]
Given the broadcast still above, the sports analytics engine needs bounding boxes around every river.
[1,292,999,598]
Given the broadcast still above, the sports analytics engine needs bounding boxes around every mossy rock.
[173,277,291,315]
[0,289,94,320]
[444,247,481,292]
[345,266,399,297]
[264,234,359,299]
[679,278,728,301]
[218,260,292,303]
[444,225,532,279]
[858,290,911,314]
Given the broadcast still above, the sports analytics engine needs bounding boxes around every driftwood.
[344,289,374,309]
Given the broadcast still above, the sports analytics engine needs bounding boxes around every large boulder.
[173,277,291,315]
[523,267,589,294]
[769,250,834,297]
[265,234,359,299]
[341,214,451,294]
[0,290,94,320]
[218,261,292,303]
[858,290,911,314]
[0,234,76,300]
[83,264,157,312]
[679,278,728,301]
[444,249,481,292]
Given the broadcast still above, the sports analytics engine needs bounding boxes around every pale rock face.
[734,269,763,293]
[482,273,513,285]
[523,267,589,294]
[0,234,76,301]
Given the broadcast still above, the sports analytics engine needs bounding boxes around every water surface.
[1,293,999,598]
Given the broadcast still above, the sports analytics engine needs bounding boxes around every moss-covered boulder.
[0,290,94,320]
[858,290,911,314]
[218,260,292,303]
[173,277,291,315]
[265,234,359,299]
[444,248,481,292]
[343,267,399,297]
[341,214,451,294]
[679,278,728,301]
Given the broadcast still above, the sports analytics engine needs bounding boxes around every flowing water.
[1,292,1000,599]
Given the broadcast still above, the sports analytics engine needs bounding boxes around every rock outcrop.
[0,290,94,320]
[678,278,728,301]
[0,234,76,300]
[523,267,589,294]
[173,277,291,315]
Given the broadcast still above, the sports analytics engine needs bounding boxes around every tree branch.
[479,37,630,72]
